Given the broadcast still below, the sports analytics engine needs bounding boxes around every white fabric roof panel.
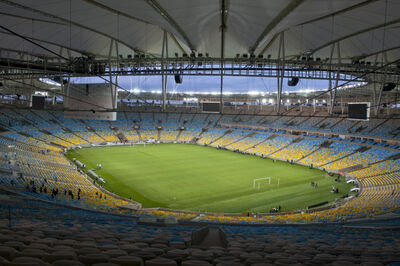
[0,14,132,58]
[0,0,399,60]
[227,0,290,51]
[251,0,368,54]
[156,0,220,53]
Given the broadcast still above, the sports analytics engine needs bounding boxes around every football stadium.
[0,1,400,265]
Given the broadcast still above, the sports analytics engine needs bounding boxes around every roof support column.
[114,41,119,110]
[375,78,386,116]
[108,39,117,110]
[313,98,316,113]
[220,0,227,114]
[375,52,388,116]
[276,32,285,114]
[161,30,168,112]
[340,96,345,114]
[57,47,63,77]
[329,42,341,115]
[64,74,71,107]
[327,44,334,114]
[63,47,72,107]
[372,55,378,117]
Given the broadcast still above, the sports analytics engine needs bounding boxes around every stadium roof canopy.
[1,0,399,62]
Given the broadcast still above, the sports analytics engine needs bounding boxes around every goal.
[253,177,271,191]
[253,177,280,190]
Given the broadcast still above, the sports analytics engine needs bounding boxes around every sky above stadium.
[69,75,363,95]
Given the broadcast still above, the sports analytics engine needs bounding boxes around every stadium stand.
[0,190,399,266]
[0,109,399,227]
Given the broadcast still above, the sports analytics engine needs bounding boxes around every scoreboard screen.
[31,95,45,110]
[64,83,116,121]
[202,102,220,113]
[348,102,370,121]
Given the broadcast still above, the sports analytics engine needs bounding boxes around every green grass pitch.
[66,143,353,213]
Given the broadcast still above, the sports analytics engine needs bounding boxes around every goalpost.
[253,177,271,191]
[253,177,280,191]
